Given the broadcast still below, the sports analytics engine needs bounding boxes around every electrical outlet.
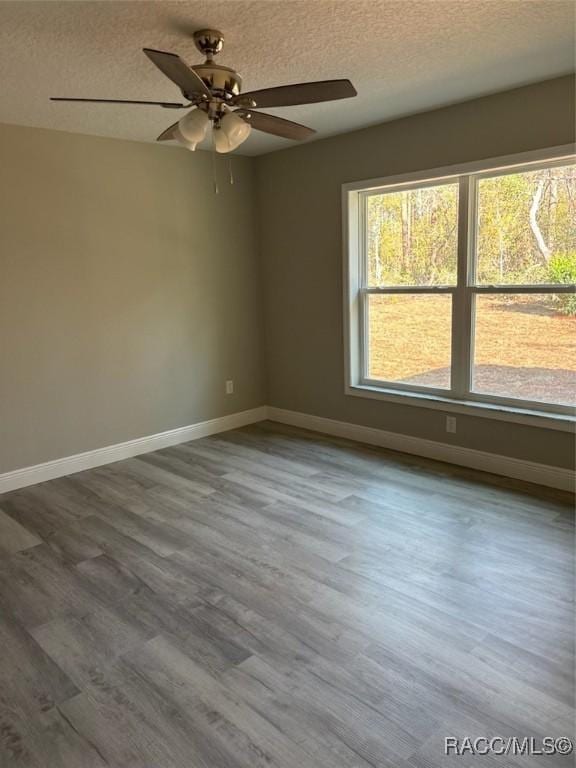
[446,415,457,434]
[225,380,234,395]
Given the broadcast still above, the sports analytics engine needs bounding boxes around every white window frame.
[343,145,576,432]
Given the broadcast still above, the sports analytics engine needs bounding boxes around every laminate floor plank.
[155,491,356,564]
[225,652,417,766]
[0,543,105,629]
[0,495,103,566]
[171,547,369,663]
[31,606,154,689]
[0,422,573,767]
[204,434,321,478]
[58,663,225,768]
[0,506,41,554]
[75,516,208,604]
[0,609,78,717]
[73,553,144,603]
[122,634,334,768]
[0,705,109,768]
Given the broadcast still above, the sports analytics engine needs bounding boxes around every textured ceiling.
[0,0,573,156]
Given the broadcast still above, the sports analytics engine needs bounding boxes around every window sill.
[346,384,576,433]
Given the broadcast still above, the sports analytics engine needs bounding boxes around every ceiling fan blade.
[50,97,186,108]
[156,121,180,141]
[237,110,315,141]
[143,48,211,99]
[232,79,356,108]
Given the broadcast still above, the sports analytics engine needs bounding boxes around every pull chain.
[211,131,219,194]
[209,133,236,193]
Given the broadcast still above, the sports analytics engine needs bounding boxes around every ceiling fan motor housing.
[191,29,242,99]
[191,63,242,98]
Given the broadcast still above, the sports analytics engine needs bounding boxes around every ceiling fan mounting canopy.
[50,26,357,153]
[193,29,225,60]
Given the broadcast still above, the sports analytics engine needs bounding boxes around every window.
[344,149,576,421]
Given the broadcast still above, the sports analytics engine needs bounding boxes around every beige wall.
[0,123,265,473]
[1,76,574,476]
[256,76,576,470]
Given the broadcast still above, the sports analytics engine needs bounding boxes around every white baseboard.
[1,404,572,495]
[0,406,268,495]
[267,407,575,493]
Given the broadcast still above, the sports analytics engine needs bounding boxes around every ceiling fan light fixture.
[219,111,252,151]
[51,33,357,151]
[213,126,231,154]
[174,133,197,152]
[172,126,198,151]
[177,108,209,143]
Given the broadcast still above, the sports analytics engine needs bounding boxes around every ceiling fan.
[51,29,357,153]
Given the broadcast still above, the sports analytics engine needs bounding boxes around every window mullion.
[451,176,474,397]
[364,286,454,294]
[359,288,368,381]
[471,284,576,294]
[358,194,368,382]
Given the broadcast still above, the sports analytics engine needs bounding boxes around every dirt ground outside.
[368,294,576,406]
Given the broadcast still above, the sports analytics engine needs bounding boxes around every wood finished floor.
[0,422,573,768]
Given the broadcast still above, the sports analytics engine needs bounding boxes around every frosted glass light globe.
[173,126,197,151]
[213,126,231,154]
[177,108,209,144]
[219,111,252,151]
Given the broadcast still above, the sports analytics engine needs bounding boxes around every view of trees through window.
[476,165,576,286]
[364,162,576,407]
[367,182,458,286]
